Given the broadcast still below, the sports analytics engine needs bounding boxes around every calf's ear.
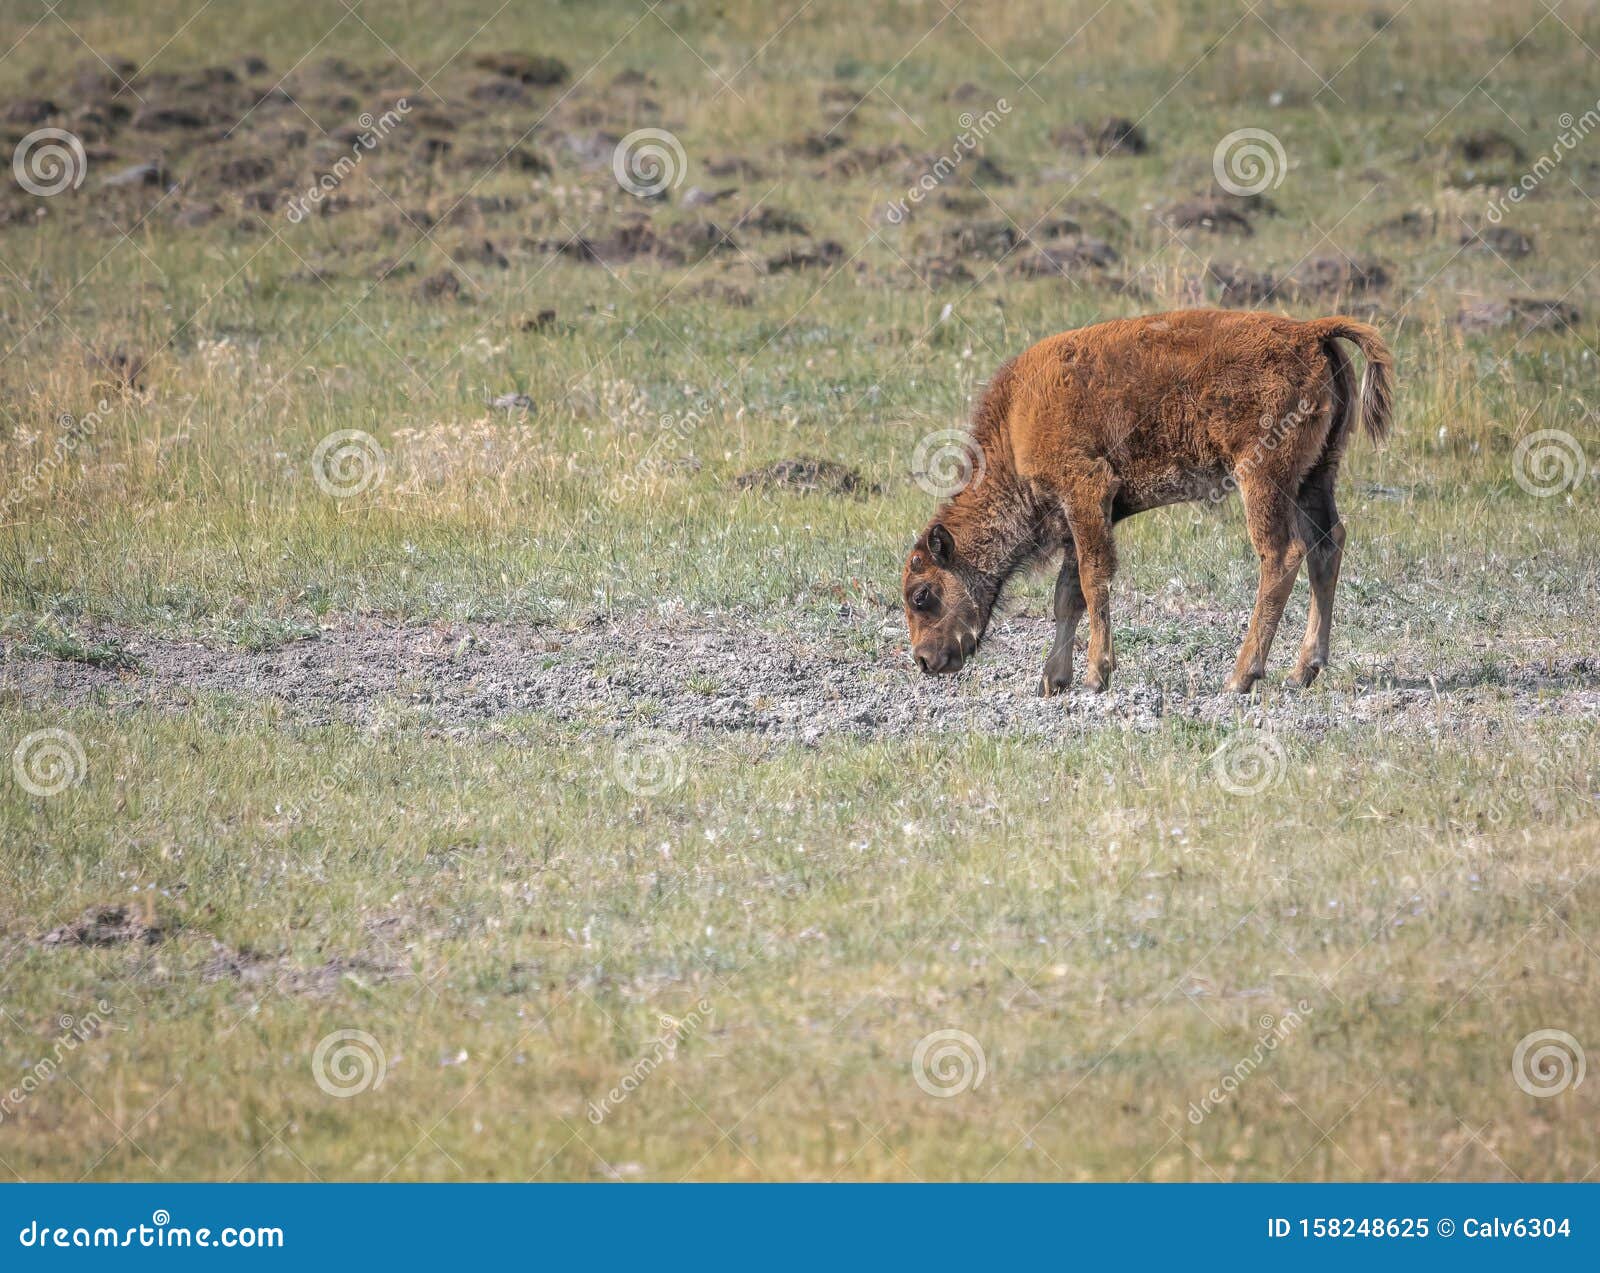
[928,523,954,565]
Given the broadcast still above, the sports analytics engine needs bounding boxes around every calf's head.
[902,522,989,675]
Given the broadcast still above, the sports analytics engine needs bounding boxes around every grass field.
[1,0,1598,1180]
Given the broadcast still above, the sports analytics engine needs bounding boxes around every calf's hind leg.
[1225,478,1306,694]
[1039,549,1085,697]
[1289,472,1345,687]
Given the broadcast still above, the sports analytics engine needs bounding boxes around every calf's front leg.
[1039,548,1085,697]
[1063,462,1121,692]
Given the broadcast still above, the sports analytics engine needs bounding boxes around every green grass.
[2,0,1598,1180]
[3,704,1597,1180]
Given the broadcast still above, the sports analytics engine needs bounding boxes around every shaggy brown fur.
[902,308,1394,694]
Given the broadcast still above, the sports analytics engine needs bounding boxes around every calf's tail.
[1306,317,1393,446]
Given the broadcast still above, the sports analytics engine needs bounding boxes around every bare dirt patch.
[6,614,1596,745]
[200,943,403,994]
[732,456,876,496]
[40,904,167,947]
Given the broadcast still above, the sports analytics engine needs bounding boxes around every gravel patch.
[4,612,1597,743]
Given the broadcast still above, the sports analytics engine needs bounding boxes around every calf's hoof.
[1223,673,1260,695]
[1081,664,1114,693]
[1038,653,1073,697]
[1286,655,1324,687]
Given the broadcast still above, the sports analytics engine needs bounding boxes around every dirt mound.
[471,51,568,85]
[417,269,464,301]
[682,185,737,208]
[733,456,874,496]
[735,205,809,235]
[1458,298,1581,334]
[815,142,919,179]
[1460,225,1533,257]
[1053,117,1148,156]
[201,942,403,994]
[1283,255,1391,299]
[1156,197,1253,235]
[1209,256,1391,305]
[1208,262,1279,306]
[766,240,844,272]
[1012,238,1119,278]
[1452,129,1525,164]
[942,217,1099,262]
[689,280,754,306]
[41,904,167,947]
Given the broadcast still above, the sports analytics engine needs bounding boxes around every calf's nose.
[913,645,961,675]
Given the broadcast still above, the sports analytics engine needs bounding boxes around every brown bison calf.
[902,308,1393,695]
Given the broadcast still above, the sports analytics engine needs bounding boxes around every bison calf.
[902,308,1394,695]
